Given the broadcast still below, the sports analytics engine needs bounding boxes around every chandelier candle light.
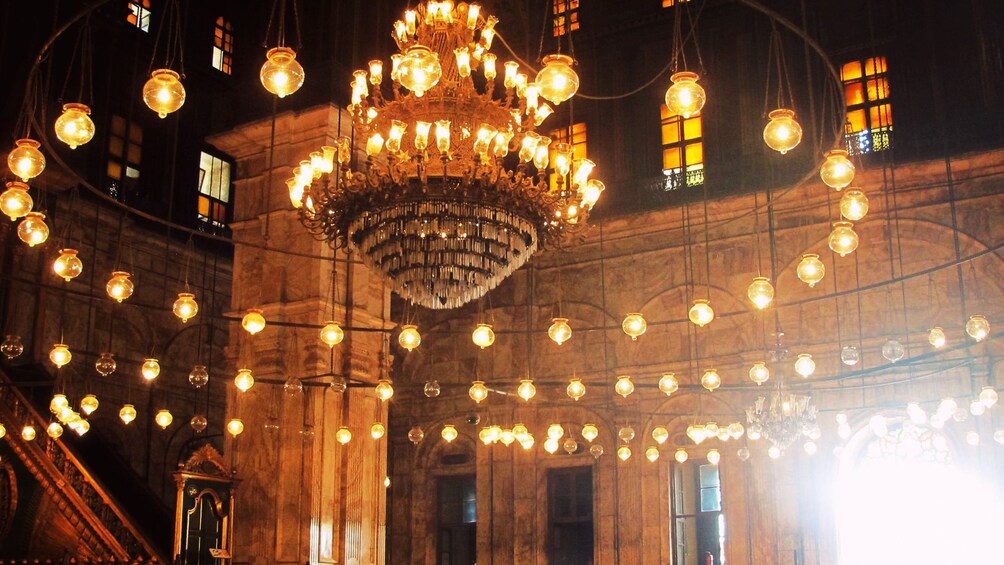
[292,2,603,309]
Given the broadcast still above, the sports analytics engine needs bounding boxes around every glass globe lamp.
[796,253,825,287]
[819,149,855,190]
[375,379,394,401]
[520,434,536,450]
[396,45,442,97]
[330,377,347,394]
[512,424,529,442]
[535,54,579,105]
[95,352,117,376]
[828,221,859,256]
[319,321,344,347]
[617,446,632,461]
[979,386,998,408]
[645,446,660,462]
[840,345,860,366]
[763,109,802,154]
[46,421,63,439]
[689,299,715,327]
[614,375,635,398]
[839,189,869,221]
[0,423,5,439]
[8,138,45,181]
[499,429,515,446]
[18,212,49,247]
[737,447,751,461]
[665,71,706,119]
[241,308,266,335]
[566,378,586,401]
[928,327,946,348]
[188,365,210,388]
[658,373,679,395]
[548,317,572,345]
[581,423,599,442]
[106,271,134,302]
[882,339,905,362]
[707,449,721,465]
[399,324,421,351]
[80,394,99,415]
[1,335,24,359]
[1,181,32,220]
[143,69,186,118]
[190,414,208,433]
[966,430,980,446]
[547,424,565,440]
[53,249,83,282]
[119,404,137,425]
[966,315,989,341]
[995,429,1004,445]
[408,426,425,444]
[767,445,782,459]
[728,422,745,439]
[234,369,255,392]
[622,313,647,340]
[260,47,305,98]
[472,323,496,348]
[469,380,488,403]
[336,426,353,445]
[675,448,689,463]
[652,427,669,444]
[49,343,71,368]
[563,437,578,454]
[479,427,496,445]
[589,444,604,459]
[794,353,815,378]
[699,369,721,392]
[544,438,560,454]
[749,362,770,385]
[21,424,37,441]
[747,277,774,310]
[618,426,636,443]
[141,358,161,381]
[227,419,244,437]
[424,380,441,398]
[54,103,95,149]
[173,293,198,323]
[441,424,458,443]
[970,399,986,417]
[49,394,68,414]
[513,379,534,401]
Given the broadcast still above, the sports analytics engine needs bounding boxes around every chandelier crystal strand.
[297,2,601,309]
[746,391,819,453]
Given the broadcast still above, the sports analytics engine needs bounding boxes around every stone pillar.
[209,104,391,565]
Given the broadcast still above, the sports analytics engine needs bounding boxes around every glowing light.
[658,373,679,395]
[241,309,266,335]
[622,313,647,340]
[399,325,422,351]
[548,317,572,345]
[614,375,635,398]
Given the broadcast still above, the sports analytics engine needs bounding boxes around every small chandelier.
[796,253,825,287]
[746,391,819,452]
[1,181,33,220]
[763,109,802,154]
[819,149,855,190]
[548,317,572,345]
[53,249,83,282]
[54,103,96,149]
[294,2,602,310]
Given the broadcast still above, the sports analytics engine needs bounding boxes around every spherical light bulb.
[336,426,352,445]
[840,345,860,366]
[173,293,199,323]
[472,323,496,348]
[234,368,255,392]
[143,69,186,118]
[881,339,905,362]
[375,379,394,401]
[141,358,161,381]
[49,343,71,368]
[441,424,458,443]
[621,313,647,340]
[689,299,715,327]
[399,325,421,351]
[701,368,721,391]
[665,71,706,119]
[658,373,679,395]
[408,426,425,444]
[189,365,210,388]
[1,335,23,359]
[966,315,990,341]
[53,249,83,282]
[928,327,946,348]
[54,103,95,149]
[78,394,98,416]
[970,399,986,416]
[566,378,586,401]
[106,271,134,302]
[980,387,999,408]
[675,448,689,463]
[241,308,266,335]
[642,446,659,462]
[839,189,869,221]
[548,317,572,345]
[547,424,565,441]
[589,444,604,459]
[261,47,305,98]
[424,380,441,398]
[21,424,37,441]
[95,352,117,376]
[190,414,208,433]
[796,253,825,287]
[618,426,636,443]
[581,423,599,442]
[119,404,137,425]
[516,379,536,401]
[562,437,578,454]
[747,277,774,310]
[17,211,49,247]
[617,446,632,461]
[319,321,344,347]
[8,138,45,181]
[544,438,560,454]
[535,54,579,105]
[1,181,32,220]
[794,353,816,378]
[820,149,856,190]
[225,418,244,437]
[828,221,860,257]
[652,426,669,444]
[469,380,488,403]
[614,375,635,398]
[396,45,442,97]
[749,362,770,385]
[706,448,721,465]
[763,109,802,154]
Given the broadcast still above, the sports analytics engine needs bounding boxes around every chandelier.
[293,1,604,309]
[746,390,819,452]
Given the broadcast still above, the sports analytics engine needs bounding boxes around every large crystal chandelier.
[294,2,604,309]
[746,390,819,452]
